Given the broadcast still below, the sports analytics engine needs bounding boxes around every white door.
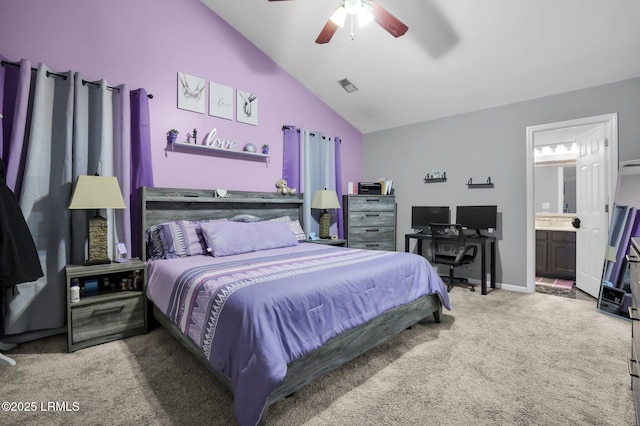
[575,125,608,297]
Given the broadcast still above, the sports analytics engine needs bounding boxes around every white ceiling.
[201,0,640,134]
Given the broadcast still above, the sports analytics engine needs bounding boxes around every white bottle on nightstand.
[70,279,80,303]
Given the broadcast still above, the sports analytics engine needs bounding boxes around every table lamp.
[311,189,341,239]
[68,175,126,265]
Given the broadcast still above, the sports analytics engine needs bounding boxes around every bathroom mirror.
[534,162,576,213]
[598,159,640,318]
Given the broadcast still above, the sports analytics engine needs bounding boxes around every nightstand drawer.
[71,294,144,344]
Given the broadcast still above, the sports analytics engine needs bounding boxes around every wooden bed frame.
[141,186,443,425]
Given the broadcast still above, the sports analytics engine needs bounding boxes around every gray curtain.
[288,128,340,238]
[0,58,147,343]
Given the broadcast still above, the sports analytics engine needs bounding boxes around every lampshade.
[68,175,126,210]
[311,189,341,210]
[69,175,125,265]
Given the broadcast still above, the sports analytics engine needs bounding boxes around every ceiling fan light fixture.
[357,3,374,27]
[330,6,347,27]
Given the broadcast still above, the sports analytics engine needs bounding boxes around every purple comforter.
[147,243,449,426]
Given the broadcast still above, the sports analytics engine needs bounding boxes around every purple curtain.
[130,88,154,258]
[282,125,300,191]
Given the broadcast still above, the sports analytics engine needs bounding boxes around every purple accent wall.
[0,0,363,192]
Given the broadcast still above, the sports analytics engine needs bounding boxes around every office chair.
[428,223,478,292]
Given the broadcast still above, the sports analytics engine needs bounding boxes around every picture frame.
[236,89,258,126]
[209,82,234,120]
[177,72,206,114]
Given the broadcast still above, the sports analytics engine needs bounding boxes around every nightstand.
[65,259,147,352]
[306,238,347,246]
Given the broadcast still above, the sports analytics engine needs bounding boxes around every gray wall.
[364,77,640,288]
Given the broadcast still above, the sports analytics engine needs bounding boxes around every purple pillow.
[201,221,298,257]
[156,219,227,259]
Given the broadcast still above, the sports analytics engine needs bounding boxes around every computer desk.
[404,232,496,295]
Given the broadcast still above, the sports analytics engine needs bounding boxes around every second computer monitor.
[456,205,497,234]
[411,206,450,232]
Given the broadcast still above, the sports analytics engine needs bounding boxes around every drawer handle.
[629,359,640,378]
[630,307,640,321]
[91,305,125,317]
[365,199,380,202]
[365,229,380,232]
[365,214,380,217]
[365,244,380,248]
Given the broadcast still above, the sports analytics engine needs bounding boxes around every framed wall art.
[177,72,205,114]
[237,89,258,126]
[209,82,234,120]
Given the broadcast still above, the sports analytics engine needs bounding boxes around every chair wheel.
[469,286,475,292]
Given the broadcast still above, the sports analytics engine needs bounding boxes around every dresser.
[629,238,640,424]
[343,195,396,251]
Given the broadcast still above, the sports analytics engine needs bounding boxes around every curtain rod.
[1,60,153,98]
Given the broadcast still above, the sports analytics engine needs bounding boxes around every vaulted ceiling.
[202,0,640,134]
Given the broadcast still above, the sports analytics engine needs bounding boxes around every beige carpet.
[0,289,634,426]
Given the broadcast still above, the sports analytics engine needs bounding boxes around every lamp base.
[86,214,111,265]
[319,210,331,239]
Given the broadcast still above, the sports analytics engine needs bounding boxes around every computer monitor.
[455,205,497,235]
[411,206,450,232]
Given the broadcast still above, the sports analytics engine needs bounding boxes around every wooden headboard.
[141,186,304,261]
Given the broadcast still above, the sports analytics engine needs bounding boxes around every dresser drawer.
[347,226,395,242]
[347,196,395,212]
[347,211,395,226]
[71,294,145,344]
[348,240,396,251]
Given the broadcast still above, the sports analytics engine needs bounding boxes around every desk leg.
[481,242,487,295]
[405,236,410,253]
[490,241,496,289]
[417,239,423,256]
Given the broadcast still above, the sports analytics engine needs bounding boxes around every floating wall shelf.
[424,177,447,183]
[168,141,270,161]
[467,177,494,189]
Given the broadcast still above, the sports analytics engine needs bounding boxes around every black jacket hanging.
[0,160,43,288]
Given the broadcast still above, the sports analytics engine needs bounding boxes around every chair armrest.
[454,244,477,264]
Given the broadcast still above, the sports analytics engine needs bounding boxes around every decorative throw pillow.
[146,224,165,259]
[286,219,306,241]
[201,221,298,257]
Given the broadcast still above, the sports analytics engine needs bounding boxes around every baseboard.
[464,278,530,293]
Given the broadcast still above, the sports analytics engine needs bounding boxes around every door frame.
[525,113,618,294]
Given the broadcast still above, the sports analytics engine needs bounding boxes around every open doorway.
[525,114,619,297]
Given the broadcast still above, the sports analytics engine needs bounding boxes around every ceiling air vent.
[338,78,358,93]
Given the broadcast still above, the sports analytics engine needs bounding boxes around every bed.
[141,186,450,426]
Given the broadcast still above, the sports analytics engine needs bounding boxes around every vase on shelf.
[166,129,178,146]
[262,144,269,155]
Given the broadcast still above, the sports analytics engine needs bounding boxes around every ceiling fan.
[268,0,408,44]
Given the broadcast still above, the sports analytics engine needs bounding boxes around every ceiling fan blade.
[369,1,408,38]
[315,19,339,44]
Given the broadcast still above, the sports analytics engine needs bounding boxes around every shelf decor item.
[262,144,269,154]
[311,189,341,239]
[243,143,256,153]
[166,129,179,145]
[68,175,126,265]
